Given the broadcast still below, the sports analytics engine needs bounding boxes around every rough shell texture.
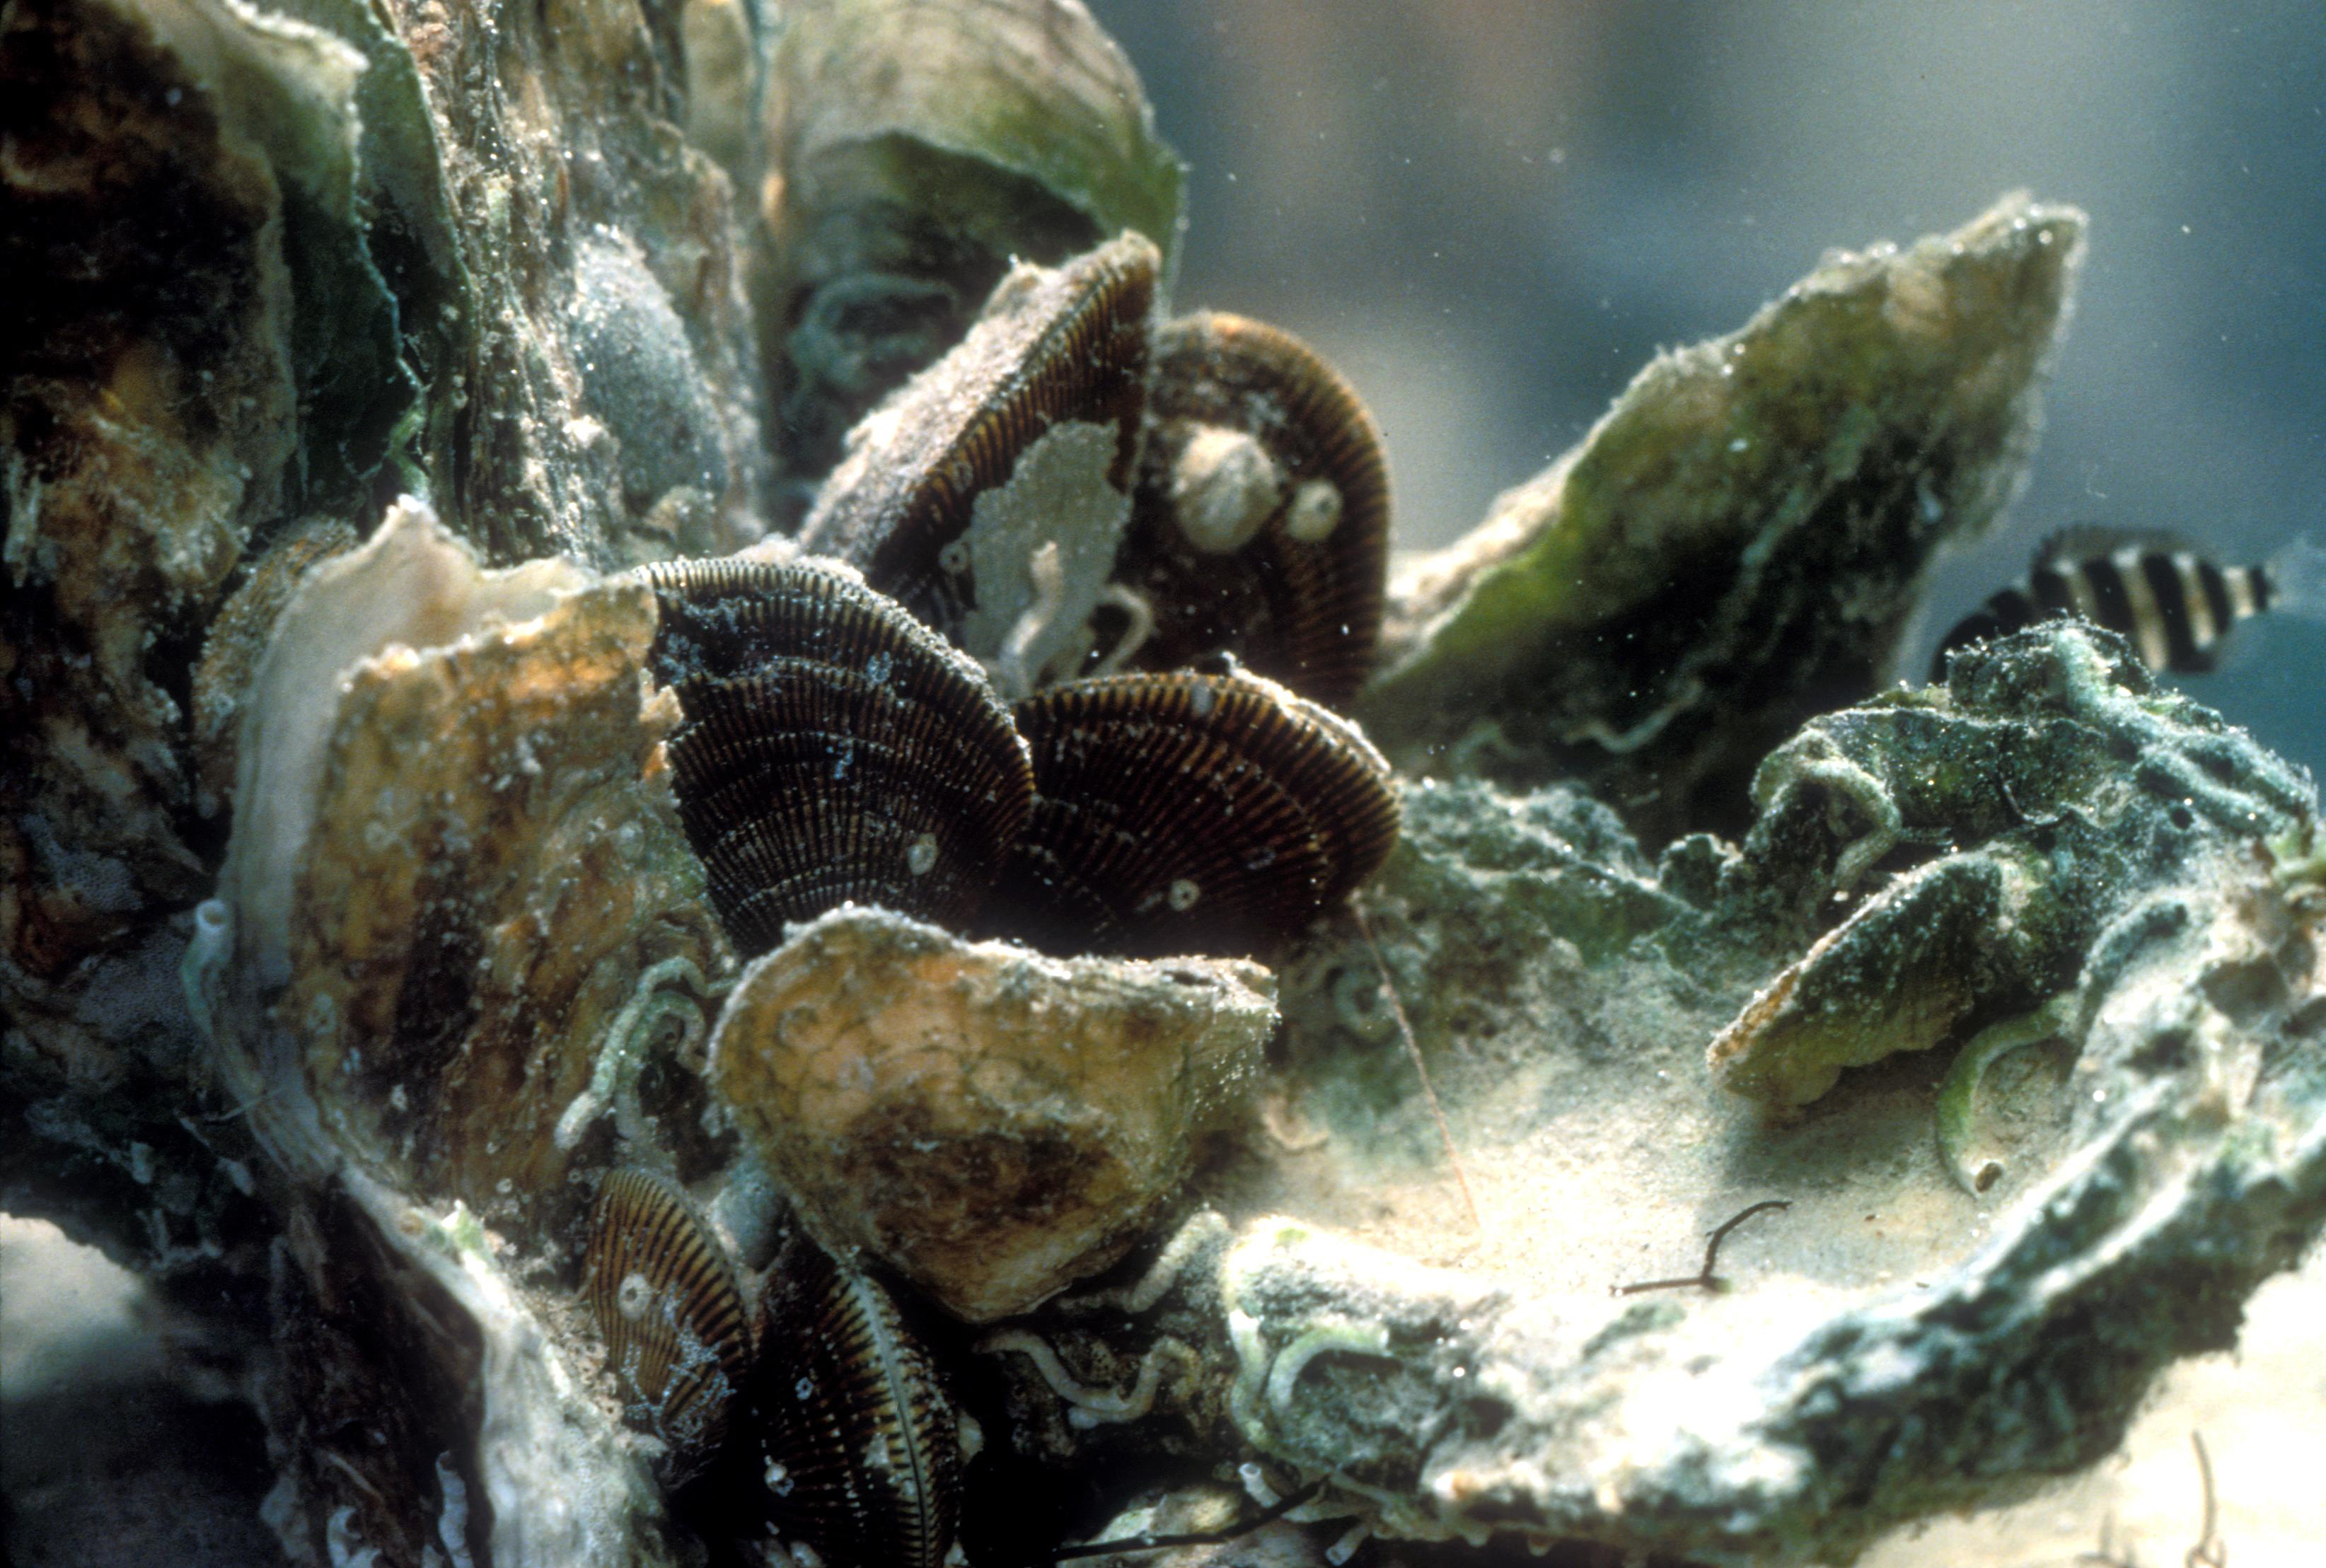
[982,620,2326,1565]
[195,503,736,1567]
[644,557,1034,953]
[763,0,1184,503]
[1362,192,2085,840]
[1114,313,1392,710]
[990,668,1401,959]
[8,10,2322,1557]
[711,905,1277,1320]
[586,1167,754,1478]
[799,232,1159,693]
[248,517,730,1226]
[750,1227,964,1568]
[189,517,358,821]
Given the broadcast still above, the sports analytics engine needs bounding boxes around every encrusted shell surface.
[1113,312,1391,709]
[988,666,1401,958]
[709,905,1275,1320]
[586,1168,755,1479]
[1362,194,2087,839]
[644,557,1034,956]
[751,1228,963,1568]
[797,233,1159,692]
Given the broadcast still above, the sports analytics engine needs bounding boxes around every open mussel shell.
[985,663,1402,959]
[642,557,1035,956]
[584,1168,755,1481]
[797,233,1158,654]
[1109,311,1391,710]
[751,1231,963,1568]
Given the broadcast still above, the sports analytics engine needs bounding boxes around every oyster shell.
[710,905,1275,1320]
[1362,192,2086,839]
[985,621,2326,1566]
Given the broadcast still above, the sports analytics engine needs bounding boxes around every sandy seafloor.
[4,1210,2321,1567]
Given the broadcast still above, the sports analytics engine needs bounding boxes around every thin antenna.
[1351,898,1480,1232]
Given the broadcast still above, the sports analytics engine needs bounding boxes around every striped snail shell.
[750,1230,964,1568]
[765,0,1184,507]
[799,232,1160,694]
[642,557,1035,957]
[1109,312,1392,711]
[584,1168,756,1482]
[984,661,1403,959]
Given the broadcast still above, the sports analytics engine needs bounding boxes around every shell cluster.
[643,233,1401,965]
[584,1171,963,1567]
[591,154,1404,1568]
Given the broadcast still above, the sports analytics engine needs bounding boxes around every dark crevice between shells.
[642,557,1034,956]
[983,665,1401,960]
[1111,312,1391,711]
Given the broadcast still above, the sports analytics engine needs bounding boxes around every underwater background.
[1089,0,2326,777]
[8,3,2326,1566]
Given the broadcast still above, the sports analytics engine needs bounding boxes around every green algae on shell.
[1360,192,2086,840]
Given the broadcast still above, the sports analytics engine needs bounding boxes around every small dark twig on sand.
[1614,1200,1793,1296]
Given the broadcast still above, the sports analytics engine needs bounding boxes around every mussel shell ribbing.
[987,666,1402,958]
[643,558,1035,955]
[1112,312,1391,709]
[752,1234,962,1568]
[797,233,1159,641]
[584,1168,754,1478]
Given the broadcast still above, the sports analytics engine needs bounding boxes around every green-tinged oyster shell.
[1363,192,2085,839]
[187,501,735,1566]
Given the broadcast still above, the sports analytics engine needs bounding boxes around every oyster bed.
[6,2,2325,1567]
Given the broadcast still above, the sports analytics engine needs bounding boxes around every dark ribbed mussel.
[584,1168,756,1482]
[986,661,1402,959]
[798,232,1159,687]
[749,1229,964,1568]
[643,557,1036,956]
[1108,311,1391,710]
